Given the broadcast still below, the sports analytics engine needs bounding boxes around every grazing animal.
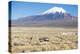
[39,37,49,42]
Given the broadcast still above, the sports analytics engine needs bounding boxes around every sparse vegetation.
[9,27,78,53]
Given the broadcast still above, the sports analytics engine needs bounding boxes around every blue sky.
[10,1,78,20]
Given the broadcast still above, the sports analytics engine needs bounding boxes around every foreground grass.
[9,27,78,53]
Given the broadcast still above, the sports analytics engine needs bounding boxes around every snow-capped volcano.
[43,7,67,14]
[12,6,77,28]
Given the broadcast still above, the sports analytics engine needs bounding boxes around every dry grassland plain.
[9,27,78,53]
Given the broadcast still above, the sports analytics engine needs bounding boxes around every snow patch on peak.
[42,7,67,14]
